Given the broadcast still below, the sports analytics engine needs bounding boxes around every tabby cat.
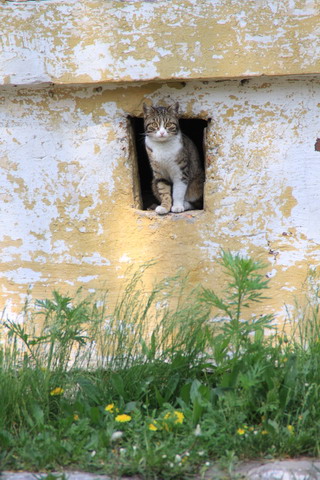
[143,102,204,215]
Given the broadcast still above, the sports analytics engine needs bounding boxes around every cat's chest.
[146,136,183,173]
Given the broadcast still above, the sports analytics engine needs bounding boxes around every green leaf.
[179,383,192,405]
[111,373,125,400]
[89,406,100,424]
[31,404,44,426]
[154,386,165,407]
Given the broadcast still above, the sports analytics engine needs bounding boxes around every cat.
[143,102,204,215]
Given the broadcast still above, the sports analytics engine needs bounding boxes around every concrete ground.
[2,459,320,480]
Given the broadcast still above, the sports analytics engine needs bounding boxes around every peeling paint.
[1,268,45,285]
[0,0,320,327]
[77,275,99,283]
[0,1,320,85]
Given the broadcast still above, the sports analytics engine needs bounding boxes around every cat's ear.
[168,102,179,115]
[143,103,152,115]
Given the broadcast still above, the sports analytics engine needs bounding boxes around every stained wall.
[1,0,320,323]
[1,0,320,85]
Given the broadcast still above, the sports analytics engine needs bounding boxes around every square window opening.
[129,116,210,211]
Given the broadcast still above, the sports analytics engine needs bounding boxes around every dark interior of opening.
[130,116,209,210]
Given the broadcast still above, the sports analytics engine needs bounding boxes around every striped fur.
[143,102,204,215]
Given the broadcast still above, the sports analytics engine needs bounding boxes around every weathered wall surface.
[1,77,320,322]
[0,0,320,85]
[1,0,320,323]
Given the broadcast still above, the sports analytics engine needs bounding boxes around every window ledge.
[133,208,205,221]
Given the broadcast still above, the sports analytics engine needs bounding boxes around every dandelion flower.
[174,411,184,424]
[164,411,184,424]
[73,414,79,421]
[287,425,294,434]
[105,403,115,413]
[115,414,132,423]
[149,423,158,431]
[50,387,64,396]
[237,428,245,435]
[261,430,268,435]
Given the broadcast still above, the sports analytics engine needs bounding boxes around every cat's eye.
[166,123,177,131]
[147,123,157,132]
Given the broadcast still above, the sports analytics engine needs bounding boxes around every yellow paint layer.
[1,77,320,331]
[0,1,320,85]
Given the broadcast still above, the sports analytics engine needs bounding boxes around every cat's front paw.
[156,205,170,215]
[171,205,185,213]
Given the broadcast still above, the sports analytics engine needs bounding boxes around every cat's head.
[143,102,180,142]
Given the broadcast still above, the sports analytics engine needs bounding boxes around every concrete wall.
[1,0,320,323]
[1,0,320,85]
[1,77,320,321]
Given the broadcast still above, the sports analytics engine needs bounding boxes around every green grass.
[1,252,320,479]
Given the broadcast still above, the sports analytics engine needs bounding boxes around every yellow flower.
[115,414,132,423]
[164,411,184,424]
[287,425,294,434]
[261,430,268,435]
[50,387,64,396]
[73,414,79,421]
[174,411,184,424]
[105,403,115,413]
[148,423,158,431]
[237,428,245,435]
[248,426,254,432]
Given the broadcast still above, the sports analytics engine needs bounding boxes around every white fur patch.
[172,181,187,209]
[155,205,169,215]
[171,205,185,213]
[146,134,183,181]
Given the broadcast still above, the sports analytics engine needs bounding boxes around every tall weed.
[2,253,320,476]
